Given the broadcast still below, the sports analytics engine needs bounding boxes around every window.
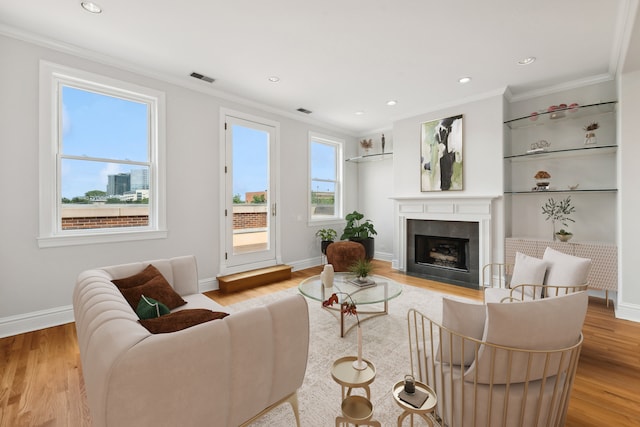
[309,132,343,223]
[38,62,166,247]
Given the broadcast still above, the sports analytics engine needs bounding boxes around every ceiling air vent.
[190,72,215,83]
[297,108,312,114]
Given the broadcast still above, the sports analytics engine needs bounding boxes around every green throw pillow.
[136,295,170,320]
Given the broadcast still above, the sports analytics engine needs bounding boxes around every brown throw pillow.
[118,275,187,311]
[112,264,163,289]
[139,309,229,334]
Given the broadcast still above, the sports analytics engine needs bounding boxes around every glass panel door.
[224,115,276,268]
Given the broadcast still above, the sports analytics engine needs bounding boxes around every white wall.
[0,34,355,336]
[390,95,506,265]
[354,131,394,260]
[618,69,640,321]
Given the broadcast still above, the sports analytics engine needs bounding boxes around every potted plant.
[541,196,575,241]
[348,258,373,280]
[341,211,377,259]
[315,228,337,254]
[555,229,573,242]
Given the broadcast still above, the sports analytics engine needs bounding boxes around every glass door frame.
[218,109,282,276]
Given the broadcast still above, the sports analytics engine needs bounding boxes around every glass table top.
[298,273,403,305]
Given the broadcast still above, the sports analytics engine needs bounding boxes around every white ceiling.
[0,0,636,135]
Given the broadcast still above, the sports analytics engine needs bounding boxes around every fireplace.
[415,235,468,271]
[407,219,479,288]
[392,196,497,290]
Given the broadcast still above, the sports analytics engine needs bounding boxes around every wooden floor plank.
[0,260,638,426]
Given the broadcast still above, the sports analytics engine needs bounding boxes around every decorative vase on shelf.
[534,170,551,190]
[583,122,599,145]
[359,138,373,155]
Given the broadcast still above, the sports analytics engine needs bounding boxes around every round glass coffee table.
[298,273,402,337]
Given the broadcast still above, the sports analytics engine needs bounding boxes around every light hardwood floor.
[1,260,638,426]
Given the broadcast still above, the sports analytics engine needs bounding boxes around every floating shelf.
[504,101,617,129]
[505,189,617,195]
[504,144,617,160]
[346,152,393,163]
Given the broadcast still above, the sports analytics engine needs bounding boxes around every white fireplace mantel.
[391,195,501,276]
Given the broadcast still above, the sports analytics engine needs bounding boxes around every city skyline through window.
[60,86,150,200]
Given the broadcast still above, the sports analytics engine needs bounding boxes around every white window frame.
[308,132,343,224]
[38,61,167,248]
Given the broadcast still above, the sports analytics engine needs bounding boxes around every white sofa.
[73,255,309,427]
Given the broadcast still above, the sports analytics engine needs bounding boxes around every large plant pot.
[321,240,334,255]
[350,237,375,260]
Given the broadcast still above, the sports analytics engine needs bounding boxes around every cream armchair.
[408,292,588,427]
[502,283,588,302]
[484,247,591,303]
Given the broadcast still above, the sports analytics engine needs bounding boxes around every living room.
[1,1,640,425]
[2,0,640,336]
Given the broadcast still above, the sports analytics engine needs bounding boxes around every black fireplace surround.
[407,219,479,289]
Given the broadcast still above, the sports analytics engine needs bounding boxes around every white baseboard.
[374,251,393,262]
[198,277,219,292]
[288,257,321,271]
[615,300,640,322]
[0,305,74,339]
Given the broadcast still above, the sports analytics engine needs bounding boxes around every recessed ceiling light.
[518,57,536,65]
[81,2,102,13]
[268,76,280,82]
[386,100,397,106]
[458,77,472,84]
[355,111,365,115]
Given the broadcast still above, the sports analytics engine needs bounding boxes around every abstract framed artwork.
[420,114,463,191]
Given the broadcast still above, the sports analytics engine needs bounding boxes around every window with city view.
[38,62,165,246]
[309,133,343,222]
[60,86,152,230]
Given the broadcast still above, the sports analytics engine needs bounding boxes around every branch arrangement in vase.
[541,196,575,240]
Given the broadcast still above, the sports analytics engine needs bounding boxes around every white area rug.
[228,283,473,426]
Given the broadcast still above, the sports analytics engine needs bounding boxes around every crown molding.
[508,73,615,103]
[0,24,358,137]
[374,86,508,133]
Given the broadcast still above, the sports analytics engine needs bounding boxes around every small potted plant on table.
[349,258,374,285]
